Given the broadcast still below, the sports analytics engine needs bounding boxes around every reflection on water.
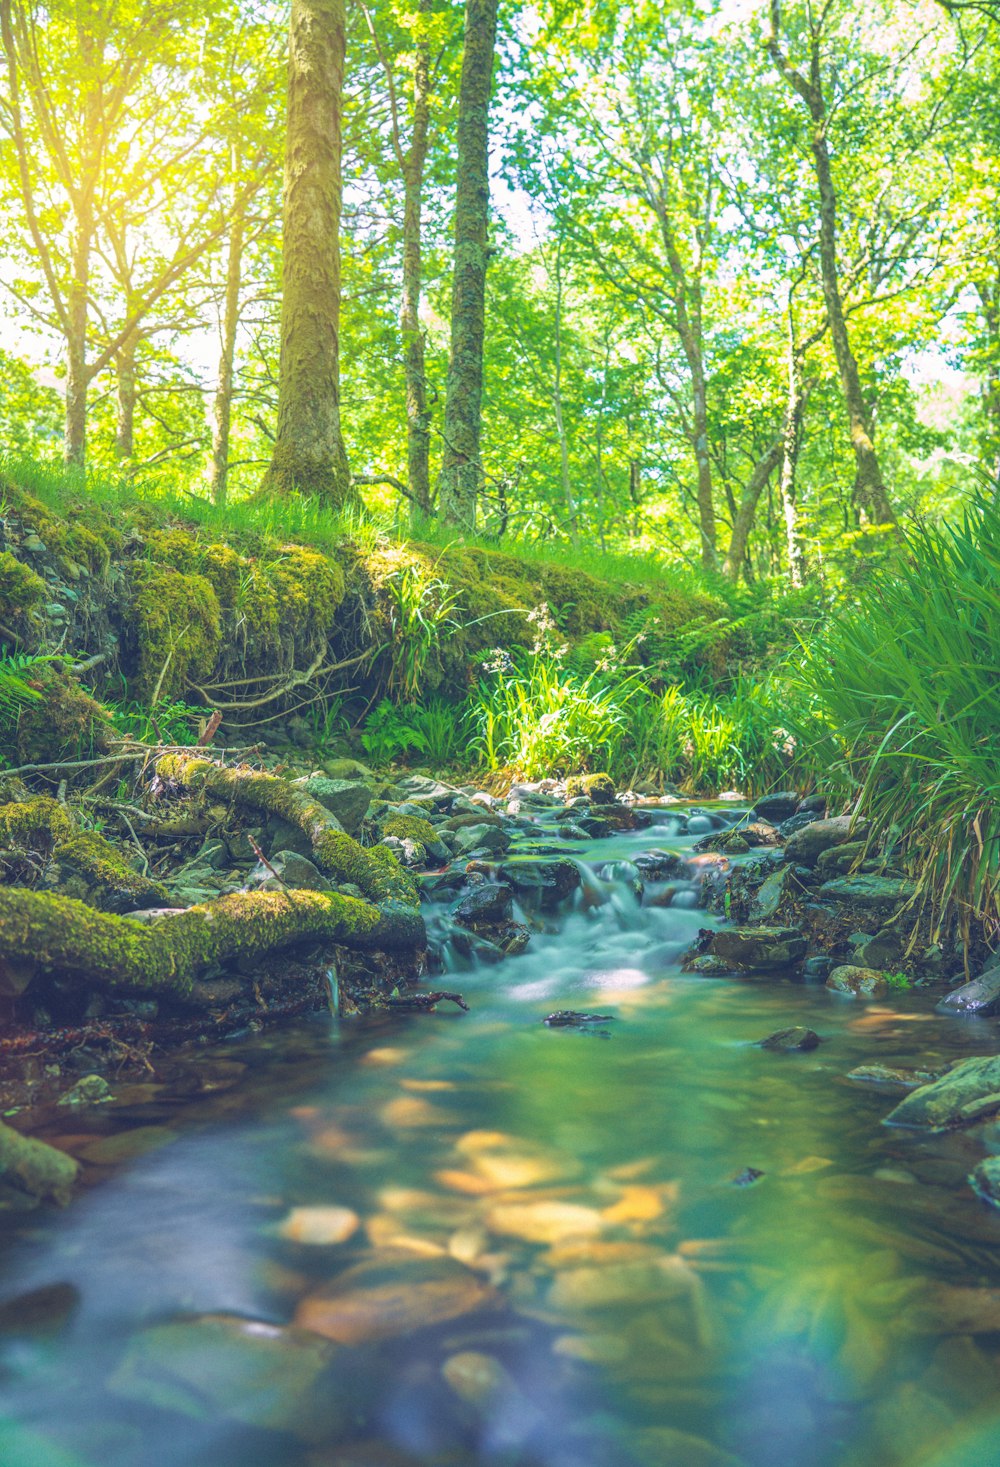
[2,813,1000,1466]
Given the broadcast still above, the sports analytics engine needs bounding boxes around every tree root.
[154,753,419,908]
[0,885,422,998]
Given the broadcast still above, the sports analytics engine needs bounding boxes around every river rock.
[884,1055,1000,1129]
[969,1157,1000,1207]
[818,875,917,909]
[250,850,331,892]
[110,1313,352,1442]
[936,964,1000,1017]
[278,1206,360,1244]
[296,778,371,835]
[546,1251,699,1311]
[486,1199,604,1244]
[294,1253,496,1344]
[848,930,902,969]
[802,955,833,982]
[395,775,458,805]
[784,816,867,864]
[705,926,807,970]
[751,792,800,823]
[635,850,686,881]
[757,1027,821,1052]
[847,1064,942,1088]
[453,824,511,856]
[747,866,790,921]
[453,884,513,929]
[815,841,866,877]
[826,965,888,999]
[498,857,581,911]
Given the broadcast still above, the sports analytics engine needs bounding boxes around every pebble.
[295,1253,496,1344]
[485,1199,605,1244]
[277,1206,360,1245]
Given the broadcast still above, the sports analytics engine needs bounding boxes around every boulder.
[634,850,686,881]
[848,930,902,969]
[751,791,800,823]
[815,840,866,877]
[498,857,582,911]
[884,1055,1000,1129]
[785,815,867,865]
[826,965,888,999]
[705,926,807,971]
[453,883,514,929]
[757,1026,821,1052]
[453,824,511,856]
[249,850,331,892]
[818,875,916,910]
[937,964,1000,1017]
[295,778,371,836]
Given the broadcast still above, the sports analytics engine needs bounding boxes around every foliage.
[794,495,1000,936]
[108,698,203,747]
[360,699,428,766]
[383,563,461,700]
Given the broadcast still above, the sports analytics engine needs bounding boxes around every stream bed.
[2,807,1000,1467]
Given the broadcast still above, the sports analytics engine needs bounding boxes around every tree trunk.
[722,438,783,578]
[552,239,579,545]
[211,209,246,506]
[437,0,498,531]
[264,0,353,505]
[402,3,433,526]
[114,334,137,459]
[780,319,807,587]
[977,277,1000,497]
[64,202,92,468]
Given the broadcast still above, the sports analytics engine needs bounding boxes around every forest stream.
[1,804,999,1467]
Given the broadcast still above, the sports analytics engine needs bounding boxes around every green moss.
[15,666,115,764]
[565,772,616,803]
[51,831,169,913]
[0,796,73,848]
[131,564,222,703]
[0,551,46,623]
[268,545,346,641]
[5,486,114,576]
[382,814,438,844]
[145,529,243,608]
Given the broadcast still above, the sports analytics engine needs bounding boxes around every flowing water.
[3,807,1000,1467]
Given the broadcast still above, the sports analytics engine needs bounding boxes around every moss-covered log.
[0,885,422,997]
[0,796,73,849]
[155,754,418,907]
[48,831,169,913]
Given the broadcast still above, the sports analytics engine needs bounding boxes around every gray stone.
[751,791,800,823]
[885,1055,1000,1130]
[194,839,228,870]
[785,815,867,864]
[322,758,374,781]
[802,955,833,982]
[295,777,371,835]
[57,1074,113,1106]
[818,875,917,909]
[454,823,511,856]
[937,966,1000,1017]
[454,884,514,929]
[757,1026,821,1052]
[687,815,714,834]
[226,826,266,862]
[748,866,790,922]
[826,965,888,999]
[706,926,807,971]
[849,929,903,969]
[250,851,331,892]
[498,857,582,911]
[847,1063,942,1088]
[395,774,457,805]
[815,840,866,877]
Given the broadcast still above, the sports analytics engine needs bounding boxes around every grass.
[795,493,1000,938]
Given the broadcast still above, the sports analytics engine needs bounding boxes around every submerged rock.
[757,1027,821,1052]
[826,965,888,999]
[110,1313,353,1442]
[969,1157,1000,1207]
[847,1064,942,1089]
[884,1055,1000,1129]
[295,1253,496,1344]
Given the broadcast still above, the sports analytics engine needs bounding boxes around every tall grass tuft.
[794,495,1000,936]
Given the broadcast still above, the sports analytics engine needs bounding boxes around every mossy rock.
[130,563,222,703]
[565,773,616,804]
[382,814,438,844]
[0,551,46,624]
[0,795,73,849]
[15,665,115,764]
[4,485,115,576]
[268,545,346,641]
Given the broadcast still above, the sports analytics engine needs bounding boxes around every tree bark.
[265,0,353,505]
[401,2,433,525]
[552,238,579,545]
[211,208,246,505]
[765,3,896,529]
[114,334,137,459]
[438,0,499,531]
[722,438,783,577]
[779,316,807,587]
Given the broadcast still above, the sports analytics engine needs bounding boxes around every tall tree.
[265,0,353,504]
[438,0,498,530]
[765,0,897,528]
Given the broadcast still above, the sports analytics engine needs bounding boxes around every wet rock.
[600,859,643,897]
[848,930,902,969]
[777,810,819,838]
[719,832,749,854]
[704,926,807,971]
[818,875,917,909]
[885,1055,1000,1130]
[751,792,800,823]
[57,1074,112,1107]
[497,857,581,912]
[226,826,266,862]
[936,964,1000,1017]
[847,1064,942,1089]
[685,954,738,977]
[757,1027,820,1052]
[293,778,371,835]
[0,1121,79,1204]
[968,1157,1000,1207]
[747,867,790,922]
[731,1167,765,1187]
[453,1131,583,1188]
[797,793,826,815]
[785,815,867,865]
[453,884,513,929]
[277,1206,360,1245]
[687,815,714,835]
[802,955,833,982]
[295,1252,496,1344]
[826,965,888,999]
[250,850,331,892]
[453,824,511,856]
[395,774,458,805]
[110,1313,353,1442]
[0,954,37,997]
[193,838,229,869]
[815,840,866,877]
[543,1011,614,1028]
[547,1252,699,1310]
[634,850,686,881]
